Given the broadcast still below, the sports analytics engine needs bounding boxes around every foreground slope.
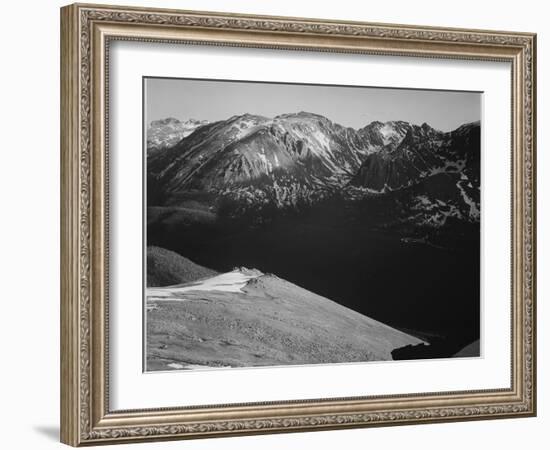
[146,269,424,371]
[147,246,217,287]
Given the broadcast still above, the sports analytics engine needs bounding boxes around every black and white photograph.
[144,77,481,372]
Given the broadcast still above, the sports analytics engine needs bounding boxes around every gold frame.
[60,2,537,446]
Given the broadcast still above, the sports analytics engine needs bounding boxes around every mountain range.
[147,112,480,234]
[147,117,209,155]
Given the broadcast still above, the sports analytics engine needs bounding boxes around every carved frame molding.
[60,3,536,446]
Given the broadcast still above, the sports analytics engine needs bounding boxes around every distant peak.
[227,113,269,123]
[149,117,209,128]
[275,111,330,122]
[409,122,439,134]
[150,117,180,127]
[185,118,208,124]
[454,120,480,130]
[388,120,410,127]
[363,120,410,129]
[366,120,384,127]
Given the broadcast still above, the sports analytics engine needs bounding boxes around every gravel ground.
[146,272,423,371]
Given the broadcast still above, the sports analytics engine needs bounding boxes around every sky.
[145,77,481,132]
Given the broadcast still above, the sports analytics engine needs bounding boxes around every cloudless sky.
[145,77,481,132]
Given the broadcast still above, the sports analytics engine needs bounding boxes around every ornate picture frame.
[60,3,536,446]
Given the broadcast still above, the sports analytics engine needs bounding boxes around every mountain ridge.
[147,111,480,230]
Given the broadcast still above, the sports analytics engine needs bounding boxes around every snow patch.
[258,148,273,174]
[430,159,467,175]
[411,195,462,227]
[147,269,263,301]
[379,123,401,145]
[166,362,231,371]
[167,363,185,369]
[456,180,480,219]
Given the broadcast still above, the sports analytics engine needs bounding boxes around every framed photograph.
[60,3,537,446]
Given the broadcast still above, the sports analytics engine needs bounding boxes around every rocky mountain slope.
[351,121,479,192]
[148,112,370,209]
